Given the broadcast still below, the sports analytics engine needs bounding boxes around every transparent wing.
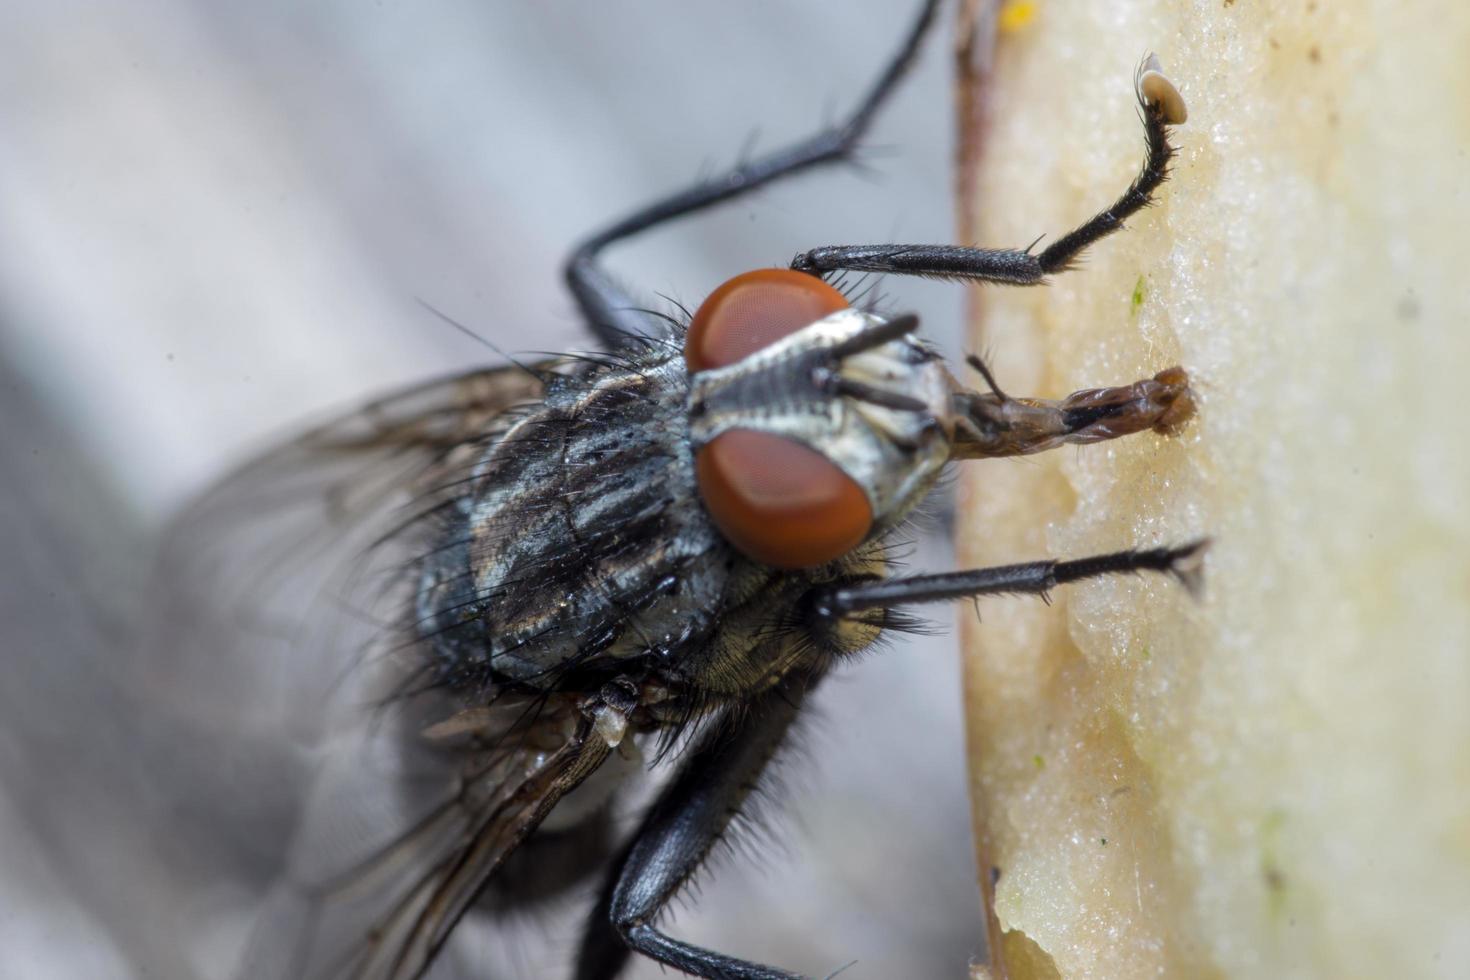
[140,365,550,746]
[244,694,615,980]
[129,363,631,978]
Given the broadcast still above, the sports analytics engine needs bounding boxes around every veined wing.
[140,364,551,750]
[131,363,584,977]
[244,691,622,980]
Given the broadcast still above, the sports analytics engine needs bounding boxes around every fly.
[158,2,1201,978]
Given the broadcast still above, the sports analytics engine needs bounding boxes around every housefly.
[152,2,1200,977]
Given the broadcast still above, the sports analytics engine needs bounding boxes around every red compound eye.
[695,430,872,569]
[687,270,869,567]
[685,268,849,373]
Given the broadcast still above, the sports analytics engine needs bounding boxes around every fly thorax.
[686,308,955,537]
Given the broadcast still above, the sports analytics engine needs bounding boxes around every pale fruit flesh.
[959,3,1470,978]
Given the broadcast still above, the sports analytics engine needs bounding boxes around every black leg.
[564,0,942,348]
[573,681,812,980]
[789,59,1183,285]
[811,540,1209,621]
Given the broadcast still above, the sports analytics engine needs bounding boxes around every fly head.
[684,269,961,570]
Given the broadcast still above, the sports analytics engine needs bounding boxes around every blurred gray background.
[0,2,980,977]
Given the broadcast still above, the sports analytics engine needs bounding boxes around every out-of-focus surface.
[960,3,1470,978]
[0,3,982,978]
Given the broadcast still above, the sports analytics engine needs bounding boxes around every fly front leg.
[574,680,814,980]
[564,0,941,348]
[789,57,1187,286]
[809,540,1209,621]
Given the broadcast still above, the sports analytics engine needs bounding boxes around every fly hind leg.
[573,680,815,980]
[564,0,942,348]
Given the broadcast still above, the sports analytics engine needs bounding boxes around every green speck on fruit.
[1100,838,1108,846]
[1130,275,1147,315]
[1032,754,1045,770]
[1141,645,1152,661]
